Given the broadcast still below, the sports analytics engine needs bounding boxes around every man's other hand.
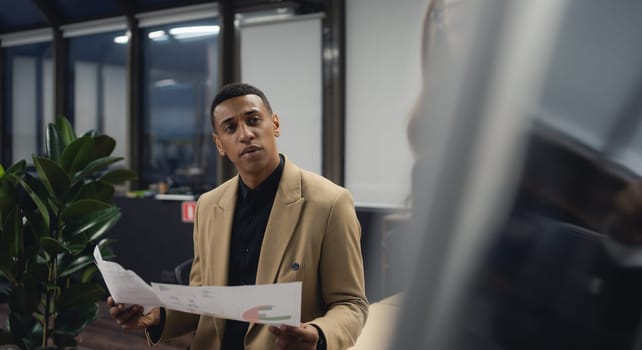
[107,296,160,329]
[268,324,319,350]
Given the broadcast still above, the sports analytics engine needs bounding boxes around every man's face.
[212,94,281,179]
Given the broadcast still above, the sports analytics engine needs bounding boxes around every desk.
[350,293,403,350]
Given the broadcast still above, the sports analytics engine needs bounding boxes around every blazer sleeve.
[309,189,369,349]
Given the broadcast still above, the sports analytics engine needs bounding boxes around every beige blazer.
[151,157,368,350]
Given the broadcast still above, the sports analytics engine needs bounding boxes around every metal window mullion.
[126,14,142,188]
[36,54,44,155]
[216,0,239,185]
[97,63,105,133]
[53,28,68,123]
[321,0,345,185]
[0,43,9,165]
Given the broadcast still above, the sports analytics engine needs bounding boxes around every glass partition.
[140,18,219,193]
[68,30,128,160]
[2,42,53,164]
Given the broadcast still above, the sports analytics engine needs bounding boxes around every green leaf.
[82,130,98,138]
[87,211,121,242]
[25,258,49,282]
[55,303,99,335]
[0,179,17,227]
[98,238,116,253]
[8,313,42,350]
[0,163,4,179]
[77,180,115,202]
[56,116,76,147]
[2,207,22,258]
[68,232,89,251]
[61,199,111,221]
[60,136,94,175]
[99,168,137,185]
[8,277,41,314]
[6,160,26,176]
[40,237,69,255]
[92,134,116,159]
[22,173,50,205]
[32,156,71,199]
[57,282,105,310]
[9,211,22,257]
[94,239,116,260]
[58,256,94,278]
[63,206,121,243]
[46,123,65,162]
[80,265,97,283]
[17,178,50,232]
[72,156,123,184]
[61,180,84,204]
[23,208,47,240]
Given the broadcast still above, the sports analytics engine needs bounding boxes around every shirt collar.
[238,154,285,201]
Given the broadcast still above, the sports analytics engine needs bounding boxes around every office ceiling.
[0,0,325,34]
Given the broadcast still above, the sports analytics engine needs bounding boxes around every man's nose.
[238,123,254,142]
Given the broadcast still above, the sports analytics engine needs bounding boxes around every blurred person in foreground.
[107,83,368,350]
[604,180,642,266]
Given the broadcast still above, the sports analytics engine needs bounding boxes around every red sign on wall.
[182,201,196,223]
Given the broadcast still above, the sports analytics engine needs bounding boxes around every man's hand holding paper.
[107,296,161,330]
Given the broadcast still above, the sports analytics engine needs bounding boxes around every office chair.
[174,258,193,285]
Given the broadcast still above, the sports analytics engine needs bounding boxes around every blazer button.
[291,262,300,271]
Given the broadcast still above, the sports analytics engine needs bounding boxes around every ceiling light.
[154,79,177,87]
[148,30,169,41]
[113,35,128,44]
[169,25,220,40]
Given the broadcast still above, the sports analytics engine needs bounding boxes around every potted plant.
[0,117,136,349]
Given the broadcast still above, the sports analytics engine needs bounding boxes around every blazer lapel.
[210,176,238,286]
[246,158,304,342]
[255,159,305,285]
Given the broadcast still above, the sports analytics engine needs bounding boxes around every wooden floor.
[0,302,193,350]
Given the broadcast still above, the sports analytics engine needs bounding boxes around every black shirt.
[221,155,284,350]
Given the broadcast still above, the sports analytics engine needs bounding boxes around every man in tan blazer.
[109,83,368,350]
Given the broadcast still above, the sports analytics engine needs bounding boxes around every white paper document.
[151,282,301,326]
[93,246,302,326]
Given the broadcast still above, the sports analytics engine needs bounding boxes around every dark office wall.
[109,197,195,284]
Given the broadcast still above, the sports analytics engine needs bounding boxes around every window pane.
[2,42,53,164]
[68,31,128,160]
[142,18,219,192]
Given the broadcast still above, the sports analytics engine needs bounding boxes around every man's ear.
[273,114,281,137]
[212,132,225,156]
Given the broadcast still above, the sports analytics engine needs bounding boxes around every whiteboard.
[345,0,429,207]
[240,16,322,175]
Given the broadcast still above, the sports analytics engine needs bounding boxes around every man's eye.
[248,117,260,125]
[224,125,235,133]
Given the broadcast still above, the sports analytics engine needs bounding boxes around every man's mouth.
[241,145,261,156]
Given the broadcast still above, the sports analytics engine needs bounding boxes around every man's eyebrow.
[219,117,234,126]
[243,108,260,116]
[218,107,261,126]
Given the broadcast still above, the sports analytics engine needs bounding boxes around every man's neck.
[238,156,281,189]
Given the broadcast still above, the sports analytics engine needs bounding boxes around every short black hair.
[209,83,272,130]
